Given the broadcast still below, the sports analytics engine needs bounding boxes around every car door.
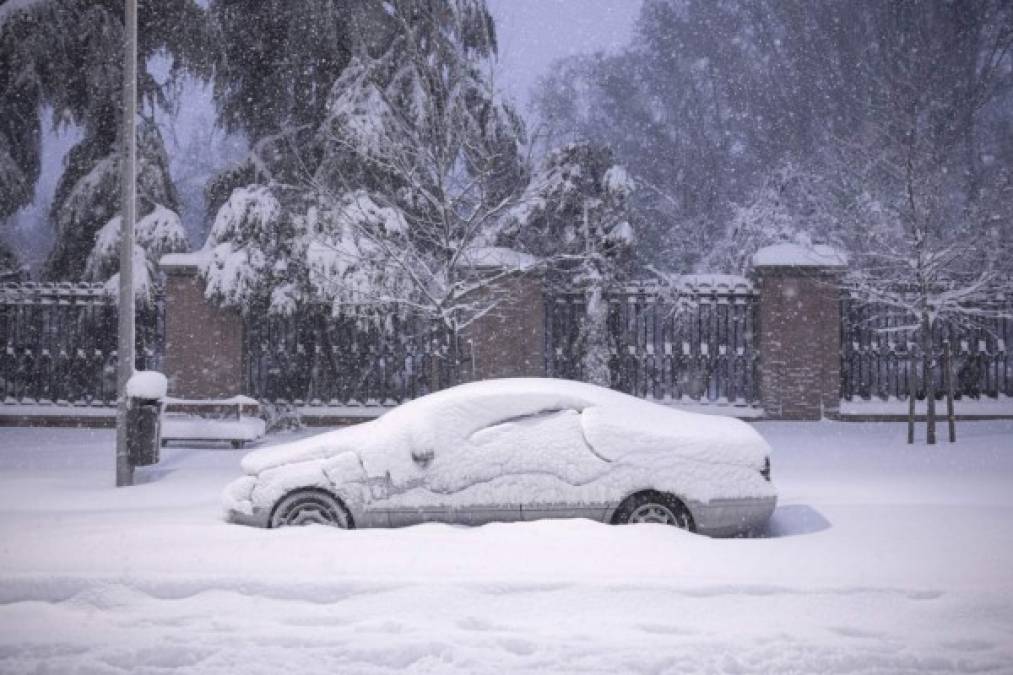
[382,442,524,527]
[457,407,611,524]
[386,407,605,527]
[510,409,613,523]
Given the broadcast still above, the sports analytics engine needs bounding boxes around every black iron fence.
[244,307,471,406]
[9,278,1006,412]
[0,282,164,405]
[545,278,760,405]
[840,295,1012,401]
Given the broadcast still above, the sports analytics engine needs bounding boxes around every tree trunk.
[908,352,916,444]
[581,284,611,387]
[921,311,936,445]
[944,339,956,443]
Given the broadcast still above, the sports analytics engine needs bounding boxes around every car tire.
[612,491,694,531]
[269,489,352,529]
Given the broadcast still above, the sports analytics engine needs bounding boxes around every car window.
[418,408,608,495]
[467,408,568,443]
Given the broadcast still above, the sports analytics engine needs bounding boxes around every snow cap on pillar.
[159,250,212,276]
[751,242,847,270]
[750,240,846,420]
[458,246,539,271]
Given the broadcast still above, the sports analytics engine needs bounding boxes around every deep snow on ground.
[1,420,1012,674]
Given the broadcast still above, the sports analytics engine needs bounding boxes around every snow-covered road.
[1,421,1012,674]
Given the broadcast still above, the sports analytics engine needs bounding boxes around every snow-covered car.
[223,379,777,536]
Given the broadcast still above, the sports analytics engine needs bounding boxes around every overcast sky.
[487,0,642,110]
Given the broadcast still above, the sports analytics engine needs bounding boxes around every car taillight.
[761,457,771,481]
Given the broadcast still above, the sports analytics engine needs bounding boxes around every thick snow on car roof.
[241,379,770,478]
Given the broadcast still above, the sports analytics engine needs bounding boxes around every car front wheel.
[270,490,351,529]
[613,491,694,531]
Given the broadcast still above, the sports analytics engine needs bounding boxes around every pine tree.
[203,0,368,219]
[499,142,635,386]
[0,0,207,279]
[202,0,527,335]
[84,203,189,300]
[46,121,182,280]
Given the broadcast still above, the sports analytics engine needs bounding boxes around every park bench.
[160,395,266,449]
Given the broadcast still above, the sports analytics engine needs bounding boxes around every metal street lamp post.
[116,0,137,487]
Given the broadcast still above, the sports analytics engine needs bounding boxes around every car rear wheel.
[270,490,351,529]
[613,491,694,531]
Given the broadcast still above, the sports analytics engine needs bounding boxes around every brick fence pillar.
[752,244,847,420]
[160,253,244,398]
[462,271,546,380]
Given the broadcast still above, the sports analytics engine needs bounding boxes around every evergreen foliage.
[84,203,188,299]
[202,0,528,338]
[0,0,207,279]
[498,142,635,385]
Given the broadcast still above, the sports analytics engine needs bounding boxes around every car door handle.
[411,449,434,467]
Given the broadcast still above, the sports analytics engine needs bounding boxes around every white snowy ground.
[1,421,1012,674]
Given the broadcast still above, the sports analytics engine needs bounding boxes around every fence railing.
[9,278,1006,412]
[244,308,471,407]
[545,277,760,405]
[0,282,164,405]
[840,295,1012,401]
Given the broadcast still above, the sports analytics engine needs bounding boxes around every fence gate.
[0,282,164,405]
[545,279,760,405]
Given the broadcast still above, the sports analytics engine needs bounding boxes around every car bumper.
[226,506,271,528]
[222,475,271,528]
[689,495,777,537]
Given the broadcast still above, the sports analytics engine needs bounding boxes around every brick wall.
[159,254,845,418]
[755,266,843,419]
[162,262,244,399]
[462,273,546,380]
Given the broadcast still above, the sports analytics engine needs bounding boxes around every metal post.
[944,340,956,443]
[116,0,137,487]
[907,352,916,444]
[923,315,936,445]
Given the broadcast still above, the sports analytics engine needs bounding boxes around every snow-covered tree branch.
[200,0,532,371]
[494,142,636,386]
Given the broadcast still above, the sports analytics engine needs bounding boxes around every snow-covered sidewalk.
[839,395,1013,417]
[1,421,1012,673]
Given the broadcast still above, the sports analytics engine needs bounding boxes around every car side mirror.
[411,448,435,468]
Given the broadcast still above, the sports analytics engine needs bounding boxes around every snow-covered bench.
[160,396,266,449]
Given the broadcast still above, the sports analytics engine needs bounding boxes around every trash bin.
[127,396,162,467]
[125,370,168,468]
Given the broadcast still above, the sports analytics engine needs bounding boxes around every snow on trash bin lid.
[126,371,168,400]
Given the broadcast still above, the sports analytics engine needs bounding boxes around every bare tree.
[837,7,1013,443]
